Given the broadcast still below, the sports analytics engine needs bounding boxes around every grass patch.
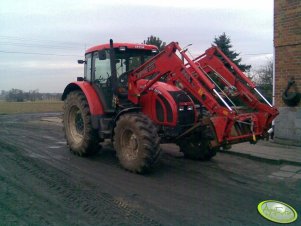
[0,101,63,114]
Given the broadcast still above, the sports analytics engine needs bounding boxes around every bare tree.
[254,59,273,103]
[6,89,24,102]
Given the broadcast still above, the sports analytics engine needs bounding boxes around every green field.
[0,101,63,114]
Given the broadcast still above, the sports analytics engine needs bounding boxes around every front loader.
[62,39,278,173]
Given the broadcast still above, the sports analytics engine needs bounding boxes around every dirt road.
[0,113,300,225]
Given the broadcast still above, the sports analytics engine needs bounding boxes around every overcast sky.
[0,0,273,93]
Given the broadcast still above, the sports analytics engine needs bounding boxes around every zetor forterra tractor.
[62,39,278,173]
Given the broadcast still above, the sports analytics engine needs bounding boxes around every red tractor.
[62,39,278,173]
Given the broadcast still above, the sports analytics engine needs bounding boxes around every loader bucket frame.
[128,42,278,145]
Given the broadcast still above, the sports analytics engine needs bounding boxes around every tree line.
[0,89,62,102]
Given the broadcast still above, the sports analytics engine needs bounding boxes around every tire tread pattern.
[113,113,161,173]
[63,91,100,156]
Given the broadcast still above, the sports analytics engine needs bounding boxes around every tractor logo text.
[149,87,162,95]
[135,45,145,49]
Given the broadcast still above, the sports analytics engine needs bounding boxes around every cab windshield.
[114,49,158,76]
[91,48,158,91]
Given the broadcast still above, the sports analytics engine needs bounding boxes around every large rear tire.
[113,113,161,173]
[63,91,100,156]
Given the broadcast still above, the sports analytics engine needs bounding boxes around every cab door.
[91,51,114,111]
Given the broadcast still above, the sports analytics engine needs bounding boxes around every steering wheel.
[94,77,105,84]
[118,71,129,87]
[106,76,112,87]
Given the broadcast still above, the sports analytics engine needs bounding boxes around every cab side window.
[84,53,92,81]
[93,51,111,86]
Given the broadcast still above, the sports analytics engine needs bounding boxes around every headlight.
[179,106,184,111]
[119,46,126,51]
[187,106,193,111]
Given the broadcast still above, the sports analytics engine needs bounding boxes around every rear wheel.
[63,91,100,156]
[113,113,161,173]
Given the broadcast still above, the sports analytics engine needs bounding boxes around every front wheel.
[63,91,100,156]
[113,113,161,173]
[178,140,217,161]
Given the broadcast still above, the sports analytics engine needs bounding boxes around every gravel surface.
[0,113,300,225]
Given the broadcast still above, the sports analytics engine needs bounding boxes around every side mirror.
[78,60,86,64]
[98,50,107,60]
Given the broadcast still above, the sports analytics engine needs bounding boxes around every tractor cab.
[81,41,159,111]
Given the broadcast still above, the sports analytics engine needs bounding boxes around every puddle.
[56,141,67,145]
[28,153,50,160]
[40,117,62,124]
[48,146,62,149]
[42,135,56,140]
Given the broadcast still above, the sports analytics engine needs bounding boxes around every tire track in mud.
[0,143,68,225]
[0,138,161,226]
[0,174,63,226]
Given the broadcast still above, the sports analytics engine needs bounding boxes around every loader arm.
[128,42,278,145]
[128,42,231,117]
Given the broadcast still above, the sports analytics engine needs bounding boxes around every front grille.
[155,99,164,122]
[169,91,195,125]
[178,107,195,125]
[155,94,173,123]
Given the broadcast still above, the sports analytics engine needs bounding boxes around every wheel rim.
[68,105,84,144]
[75,111,84,134]
[121,129,139,160]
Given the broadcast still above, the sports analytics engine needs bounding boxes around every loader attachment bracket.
[175,117,219,148]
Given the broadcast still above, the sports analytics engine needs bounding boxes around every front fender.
[62,82,104,115]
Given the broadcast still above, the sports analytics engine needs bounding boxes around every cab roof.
[85,43,159,54]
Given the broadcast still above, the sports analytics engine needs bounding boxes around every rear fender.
[62,82,104,115]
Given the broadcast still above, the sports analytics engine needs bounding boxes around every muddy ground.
[0,113,300,225]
